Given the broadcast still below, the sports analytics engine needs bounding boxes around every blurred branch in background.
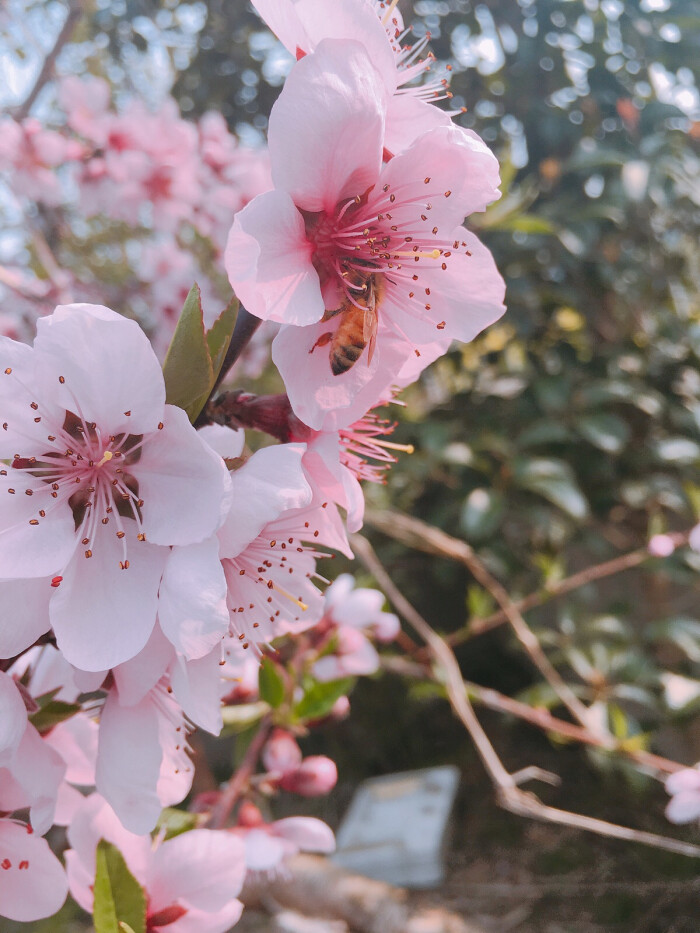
[352,533,700,860]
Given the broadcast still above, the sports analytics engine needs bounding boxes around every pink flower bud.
[280,756,338,797]
[237,801,265,828]
[262,728,303,775]
[648,534,676,558]
[331,696,350,720]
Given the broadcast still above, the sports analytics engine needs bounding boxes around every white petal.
[159,539,229,659]
[34,303,166,436]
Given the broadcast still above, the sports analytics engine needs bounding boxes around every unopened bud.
[237,801,265,827]
[263,728,303,775]
[280,756,338,797]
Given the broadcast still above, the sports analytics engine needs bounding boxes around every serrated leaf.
[513,457,589,520]
[206,295,238,379]
[577,413,630,453]
[294,678,354,722]
[162,284,213,419]
[93,840,146,933]
[258,657,285,708]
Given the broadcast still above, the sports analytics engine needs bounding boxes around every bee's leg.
[320,307,343,322]
[309,331,333,354]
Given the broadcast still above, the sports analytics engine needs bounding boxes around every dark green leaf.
[294,678,354,722]
[513,457,589,520]
[162,283,213,421]
[460,488,505,540]
[206,295,238,382]
[93,840,146,933]
[577,413,630,453]
[258,657,285,709]
[30,699,80,734]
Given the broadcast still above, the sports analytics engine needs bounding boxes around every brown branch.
[382,656,684,777]
[364,509,690,644]
[361,511,602,736]
[352,533,700,860]
[206,715,272,829]
[13,1,83,120]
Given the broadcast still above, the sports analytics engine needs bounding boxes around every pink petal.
[272,321,412,432]
[157,901,244,933]
[268,39,386,212]
[665,767,700,795]
[218,444,312,557]
[159,539,229,659]
[0,820,68,922]
[135,404,232,546]
[271,816,335,853]
[51,526,166,671]
[666,790,700,824]
[0,472,76,578]
[384,94,452,158]
[113,622,174,706]
[96,691,163,834]
[225,189,323,325]
[34,303,166,436]
[243,828,287,872]
[148,830,245,912]
[45,713,98,785]
[0,723,66,834]
[196,424,245,459]
[0,671,27,762]
[0,578,52,658]
[170,650,224,735]
[379,125,501,226]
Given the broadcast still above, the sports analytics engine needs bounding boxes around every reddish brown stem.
[206,715,272,829]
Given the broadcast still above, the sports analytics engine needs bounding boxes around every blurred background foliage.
[3,0,700,927]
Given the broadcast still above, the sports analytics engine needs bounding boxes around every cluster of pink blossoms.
[1,0,509,927]
[0,77,272,356]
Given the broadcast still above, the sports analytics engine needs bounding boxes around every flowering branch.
[206,715,273,829]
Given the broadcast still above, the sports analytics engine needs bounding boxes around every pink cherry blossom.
[311,573,399,681]
[0,117,83,206]
[0,303,231,671]
[212,443,351,651]
[0,670,66,834]
[251,0,455,154]
[232,801,334,877]
[0,819,68,922]
[226,40,505,428]
[65,794,246,933]
[665,765,700,824]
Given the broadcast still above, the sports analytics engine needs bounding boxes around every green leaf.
[206,295,238,381]
[577,413,630,453]
[258,657,285,708]
[460,488,505,540]
[155,807,200,841]
[162,284,213,419]
[293,678,354,722]
[162,284,238,423]
[93,840,147,933]
[221,701,270,732]
[513,457,589,520]
[29,699,80,734]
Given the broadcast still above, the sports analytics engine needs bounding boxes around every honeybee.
[310,273,383,376]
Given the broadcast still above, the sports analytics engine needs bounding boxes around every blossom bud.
[648,534,676,558]
[208,391,312,443]
[237,801,265,828]
[262,728,303,775]
[280,756,338,797]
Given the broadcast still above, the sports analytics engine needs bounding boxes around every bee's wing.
[364,305,379,366]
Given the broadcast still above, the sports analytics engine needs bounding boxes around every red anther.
[51,576,63,587]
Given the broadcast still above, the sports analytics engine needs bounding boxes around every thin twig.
[382,656,685,776]
[361,511,603,736]
[364,509,690,643]
[13,1,83,120]
[206,714,272,829]
[352,533,700,860]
